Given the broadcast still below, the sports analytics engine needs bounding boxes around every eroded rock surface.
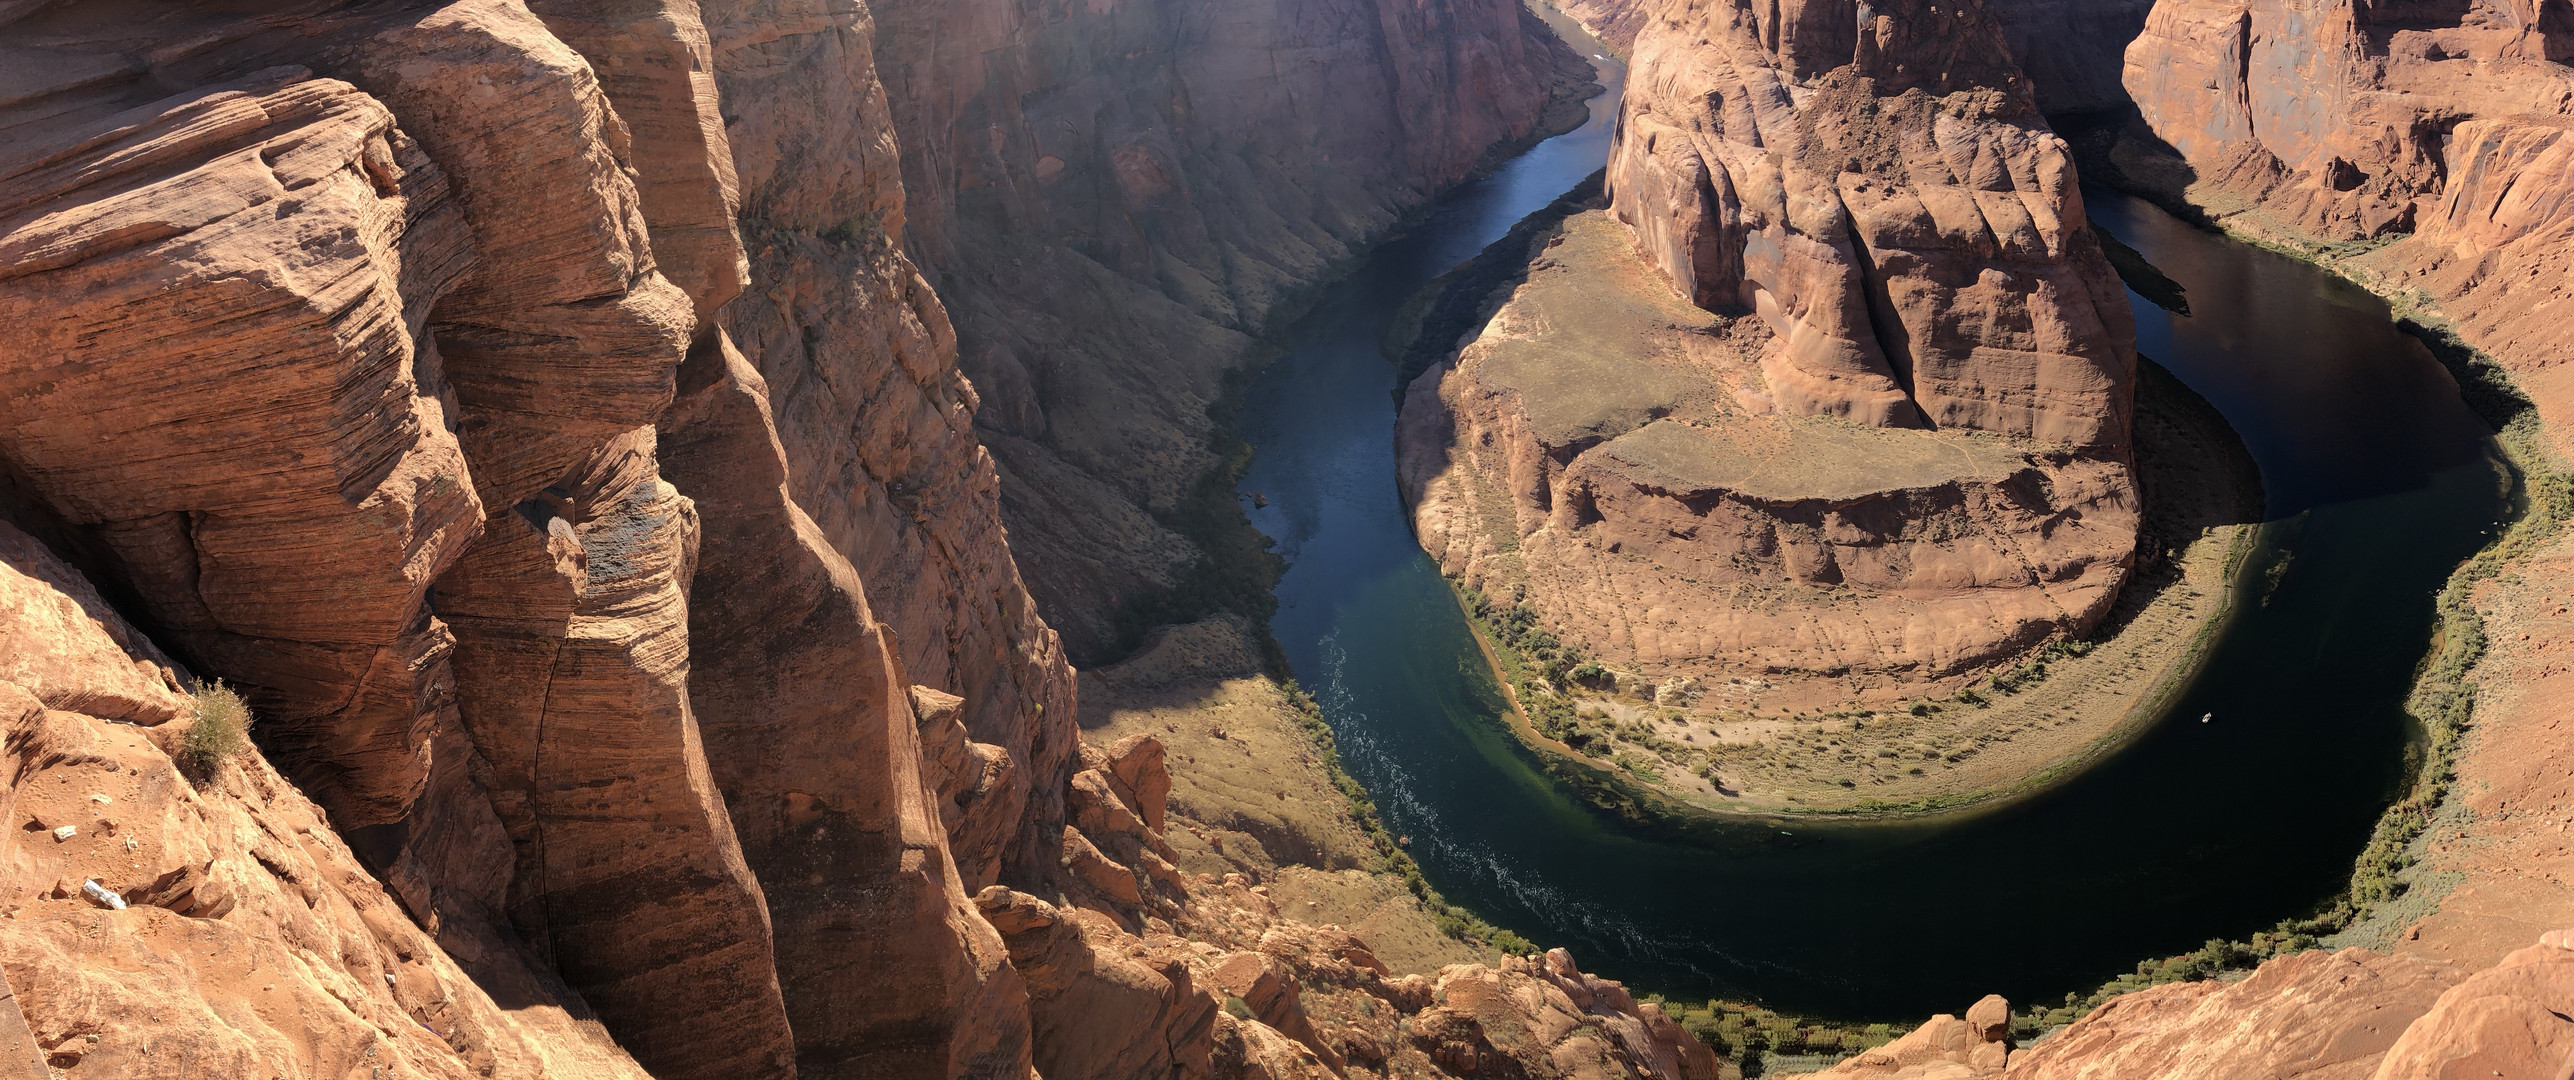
[0,2,1720,1079]
[1399,200,2136,695]
[1607,0,2138,452]
[867,0,1601,662]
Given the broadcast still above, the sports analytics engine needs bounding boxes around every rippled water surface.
[1229,16,2503,1018]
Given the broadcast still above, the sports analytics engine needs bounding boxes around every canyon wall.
[1797,0,2574,1073]
[1400,0,2142,699]
[0,0,1707,1078]
[2122,0,2574,242]
[1551,0,2157,113]
[864,0,1599,661]
[1607,0,2137,451]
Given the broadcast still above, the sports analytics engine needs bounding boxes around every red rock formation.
[1399,204,2136,691]
[1820,994,2016,1077]
[865,0,1601,661]
[0,520,653,1078]
[2005,949,2458,1079]
[2121,0,2574,243]
[1608,0,2138,452]
[703,0,1081,890]
[1551,0,1659,52]
[0,4,1721,1080]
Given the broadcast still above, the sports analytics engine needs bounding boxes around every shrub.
[1223,996,1254,1021]
[180,680,253,780]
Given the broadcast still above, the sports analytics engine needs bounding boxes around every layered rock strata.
[1607,0,2139,452]
[1400,208,2137,687]
[0,0,1035,1076]
[0,2,1725,1079]
[866,0,1602,661]
[1398,0,2144,700]
[2123,0,2574,243]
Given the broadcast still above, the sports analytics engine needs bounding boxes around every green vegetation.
[1280,681,1537,957]
[2014,269,2574,1038]
[179,680,253,781]
[1223,995,1255,1021]
[1650,995,1897,1076]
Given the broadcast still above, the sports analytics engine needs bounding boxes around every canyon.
[1390,0,2208,820]
[0,1,2572,1080]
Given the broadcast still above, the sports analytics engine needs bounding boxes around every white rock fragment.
[50,825,75,842]
[80,880,125,910]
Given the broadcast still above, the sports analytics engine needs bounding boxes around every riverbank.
[1390,203,2265,821]
[1446,366,2259,823]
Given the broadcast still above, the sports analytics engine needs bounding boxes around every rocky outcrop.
[0,2,1724,1079]
[865,0,1600,661]
[1822,994,2016,1077]
[0,0,1024,1075]
[2005,949,2459,1079]
[0,517,652,1078]
[2122,0,2574,244]
[1607,0,2139,452]
[1549,0,1659,52]
[1399,200,2136,694]
[703,0,1082,891]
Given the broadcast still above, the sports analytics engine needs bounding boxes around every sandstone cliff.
[0,2,1720,1078]
[1398,205,2138,693]
[1400,0,2142,707]
[865,0,1600,662]
[1549,0,2157,113]
[2122,0,2574,242]
[1607,0,2137,450]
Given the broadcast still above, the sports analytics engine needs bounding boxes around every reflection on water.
[1230,16,2503,1019]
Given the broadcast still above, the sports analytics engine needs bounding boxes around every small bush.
[1222,995,1254,1021]
[179,680,253,780]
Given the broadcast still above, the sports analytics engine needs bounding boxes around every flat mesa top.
[1595,416,2030,503]
[1457,209,2033,503]
[1466,211,1724,446]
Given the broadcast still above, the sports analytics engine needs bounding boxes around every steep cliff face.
[1608,0,2137,451]
[1983,0,2158,114]
[1398,206,2137,693]
[0,0,1027,1076]
[865,0,1599,661]
[0,2,1723,1079]
[2121,0,2574,242]
[1396,0,2141,705]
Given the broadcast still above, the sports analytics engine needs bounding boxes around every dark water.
[1231,15,2504,1020]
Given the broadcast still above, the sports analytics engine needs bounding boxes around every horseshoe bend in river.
[1229,19,2507,1021]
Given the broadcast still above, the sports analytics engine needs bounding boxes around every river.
[1229,12,2505,1020]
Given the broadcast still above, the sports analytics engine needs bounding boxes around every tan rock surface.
[867,0,1600,662]
[704,0,1082,889]
[0,523,648,1078]
[2122,0,2574,245]
[1399,208,2137,689]
[1821,995,2014,1079]
[2004,950,2458,1079]
[0,67,483,831]
[1607,0,2138,452]
[662,333,1034,1078]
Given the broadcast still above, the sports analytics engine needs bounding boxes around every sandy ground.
[1078,615,1494,975]
[2377,531,2574,967]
